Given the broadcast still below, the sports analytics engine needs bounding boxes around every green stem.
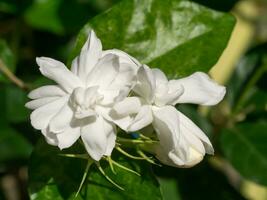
[75,160,93,197]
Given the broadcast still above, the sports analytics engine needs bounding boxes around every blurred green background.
[0,0,266,199]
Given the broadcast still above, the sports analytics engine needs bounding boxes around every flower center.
[69,86,103,119]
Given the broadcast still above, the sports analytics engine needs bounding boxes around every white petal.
[102,49,140,66]
[97,89,120,106]
[37,57,83,93]
[28,85,66,99]
[25,97,59,110]
[128,105,153,132]
[95,105,132,131]
[56,126,80,149]
[107,63,137,90]
[71,30,102,82]
[154,84,184,106]
[133,65,155,103]
[81,116,115,161]
[112,97,142,116]
[152,106,213,167]
[169,72,226,106]
[178,110,214,155]
[104,126,116,156]
[49,103,74,133]
[41,128,58,146]
[30,96,68,130]
[86,54,119,88]
[152,68,168,85]
[152,106,188,166]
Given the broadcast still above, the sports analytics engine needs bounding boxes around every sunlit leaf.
[70,0,235,77]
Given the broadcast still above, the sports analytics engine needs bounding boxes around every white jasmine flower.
[26,30,139,161]
[109,65,226,167]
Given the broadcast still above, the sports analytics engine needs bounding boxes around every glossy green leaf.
[28,139,162,200]
[0,39,16,82]
[70,0,235,77]
[220,122,267,186]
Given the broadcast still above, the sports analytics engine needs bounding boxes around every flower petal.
[81,116,115,161]
[102,49,140,66]
[86,54,119,88]
[128,105,153,132]
[169,72,226,106]
[104,126,116,156]
[30,96,68,130]
[41,128,58,146]
[152,68,168,85]
[95,105,132,131]
[177,110,214,155]
[37,57,83,93]
[56,126,80,149]
[25,97,59,110]
[152,106,188,166]
[112,97,142,116]
[133,65,155,103]
[71,30,102,82]
[28,85,66,99]
[49,103,74,133]
[152,106,213,167]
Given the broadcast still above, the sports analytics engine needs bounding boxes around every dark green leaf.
[70,0,235,77]
[24,0,64,34]
[0,125,32,162]
[155,161,245,200]
[28,139,162,200]
[190,0,239,12]
[4,85,29,123]
[158,177,181,200]
[220,122,267,186]
[23,0,117,34]
[0,39,16,82]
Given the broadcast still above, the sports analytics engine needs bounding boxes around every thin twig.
[0,59,28,89]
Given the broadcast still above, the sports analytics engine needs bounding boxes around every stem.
[75,160,93,197]
[116,146,145,160]
[0,59,28,89]
[117,137,158,144]
[96,163,124,191]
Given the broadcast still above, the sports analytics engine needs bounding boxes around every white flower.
[26,30,139,161]
[109,65,226,167]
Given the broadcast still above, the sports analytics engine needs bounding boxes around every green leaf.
[0,39,16,82]
[28,139,162,200]
[155,161,246,200]
[23,0,115,34]
[158,177,181,200]
[24,0,64,34]
[3,85,29,123]
[0,125,32,162]
[220,122,267,186]
[70,0,235,77]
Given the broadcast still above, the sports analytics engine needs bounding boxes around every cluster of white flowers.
[26,30,225,168]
